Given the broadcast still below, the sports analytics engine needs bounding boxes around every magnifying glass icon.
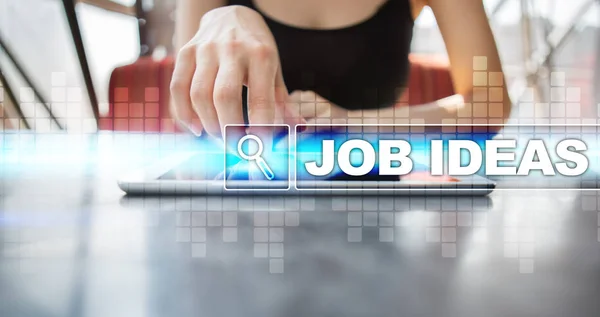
[237,134,275,180]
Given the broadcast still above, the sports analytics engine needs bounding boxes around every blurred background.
[0,0,599,132]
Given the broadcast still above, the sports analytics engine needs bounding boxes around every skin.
[171,0,512,137]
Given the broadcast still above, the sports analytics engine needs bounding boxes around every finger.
[282,102,307,127]
[247,45,277,126]
[170,47,203,135]
[272,70,290,126]
[190,46,221,138]
[169,97,197,134]
[246,46,279,153]
[287,90,302,103]
[275,73,307,130]
[284,90,302,118]
[283,89,308,135]
[287,89,320,120]
[213,58,246,149]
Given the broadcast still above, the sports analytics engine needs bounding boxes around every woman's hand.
[170,5,303,137]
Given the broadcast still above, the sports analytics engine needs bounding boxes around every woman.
[170,0,511,137]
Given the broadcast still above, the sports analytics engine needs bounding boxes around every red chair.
[101,54,455,132]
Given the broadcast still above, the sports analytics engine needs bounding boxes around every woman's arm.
[359,0,512,133]
[174,0,226,53]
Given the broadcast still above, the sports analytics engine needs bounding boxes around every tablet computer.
[118,149,496,196]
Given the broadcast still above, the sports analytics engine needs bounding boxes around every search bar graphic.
[237,134,275,180]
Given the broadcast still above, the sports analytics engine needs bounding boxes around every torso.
[229,0,425,110]
[254,0,394,30]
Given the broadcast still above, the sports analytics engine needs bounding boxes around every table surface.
[1,132,599,317]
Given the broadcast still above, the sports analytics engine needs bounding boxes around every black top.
[229,0,415,111]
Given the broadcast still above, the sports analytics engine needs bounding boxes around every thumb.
[274,74,307,128]
[282,101,307,127]
[287,90,303,103]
